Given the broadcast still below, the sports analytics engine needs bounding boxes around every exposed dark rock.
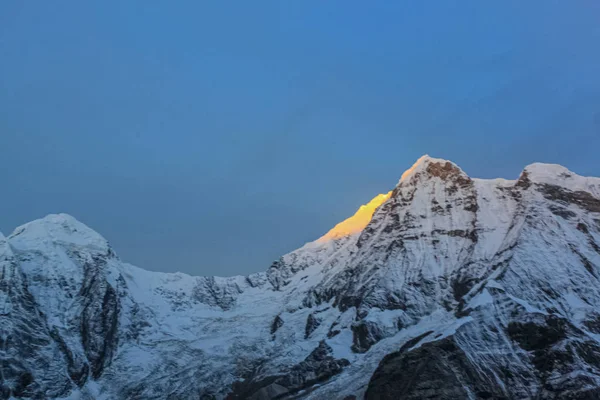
[266,259,289,291]
[305,313,321,339]
[549,205,577,219]
[334,293,362,313]
[380,293,407,311]
[271,315,284,335]
[227,342,349,399]
[426,161,465,181]
[351,321,383,353]
[538,184,600,213]
[451,276,476,301]
[365,336,509,400]
[431,229,478,242]
[507,315,578,378]
[192,276,243,310]
[78,258,120,379]
[515,170,532,189]
[431,204,445,213]
[590,238,600,255]
[11,372,34,398]
[227,376,281,400]
[278,341,350,391]
[464,202,479,213]
[49,328,89,387]
[327,320,341,338]
[507,316,567,351]
[583,314,600,334]
[577,222,590,234]
[397,331,434,353]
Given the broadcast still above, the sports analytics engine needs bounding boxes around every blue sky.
[1,1,599,275]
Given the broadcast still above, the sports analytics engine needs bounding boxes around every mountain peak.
[522,162,600,194]
[315,156,470,244]
[524,162,575,179]
[398,155,466,185]
[8,213,110,252]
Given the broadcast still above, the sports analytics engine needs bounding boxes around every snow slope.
[2,155,600,399]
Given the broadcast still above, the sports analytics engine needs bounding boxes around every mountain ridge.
[6,155,598,280]
[2,155,600,399]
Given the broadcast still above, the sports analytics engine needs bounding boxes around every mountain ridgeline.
[2,156,600,399]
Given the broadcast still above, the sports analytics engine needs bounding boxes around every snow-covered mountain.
[3,155,600,399]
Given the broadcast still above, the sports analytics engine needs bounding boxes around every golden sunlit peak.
[317,191,392,243]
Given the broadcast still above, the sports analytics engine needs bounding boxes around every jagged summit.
[400,156,599,189]
[398,155,466,184]
[316,156,464,245]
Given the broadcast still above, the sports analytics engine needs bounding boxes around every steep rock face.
[78,253,121,379]
[303,158,481,315]
[228,341,350,400]
[0,234,75,399]
[361,161,600,400]
[366,295,600,399]
[2,156,600,399]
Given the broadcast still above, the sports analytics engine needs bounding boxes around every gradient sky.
[1,1,600,276]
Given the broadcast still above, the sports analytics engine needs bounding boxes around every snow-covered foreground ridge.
[3,155,600,400]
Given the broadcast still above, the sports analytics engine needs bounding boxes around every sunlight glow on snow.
[317,191,392,242]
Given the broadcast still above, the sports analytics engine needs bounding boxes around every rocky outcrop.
[78,255,121,379]
[304,313,321,339]
[227,341,349,399]
[270,315,284,335]
[366,311,600,400]
[366,336,492,400]
[351,321,383,353]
